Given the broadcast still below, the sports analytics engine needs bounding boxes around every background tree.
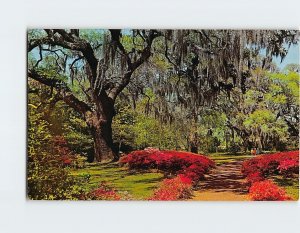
[28,29,161,161]
[28,29,299,161]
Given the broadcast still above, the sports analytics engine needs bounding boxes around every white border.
[0,0,299,232]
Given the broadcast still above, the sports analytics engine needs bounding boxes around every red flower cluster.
[120,149,215,183]
[52,136,86,168]
[246,171,264,184]
[149,175,193,201]
[89,182,121,200]
[52,136,74,166]
[242,151,299,180]
[242,151,298,201]
[249,180,291,201]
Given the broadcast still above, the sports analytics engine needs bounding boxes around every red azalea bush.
[88,182,122,200]
[246,171,264,185]
[242,151,299,179]
[249,180,291,201]
[278,159,299,177]
[149,175,193,201]
[242,151,298,201]
[120,149,215,183]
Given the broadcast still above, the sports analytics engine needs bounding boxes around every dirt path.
[192,161,249,201]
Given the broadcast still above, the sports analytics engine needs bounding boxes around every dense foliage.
[27,104,88,200]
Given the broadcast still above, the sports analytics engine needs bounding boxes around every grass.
[207,152,253,164]
[271,175,299,200]
[70,163,164,199]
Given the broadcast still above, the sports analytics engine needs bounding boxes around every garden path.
[192,160,249,201]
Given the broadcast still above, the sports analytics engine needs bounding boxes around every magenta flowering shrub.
[120,149,215,183]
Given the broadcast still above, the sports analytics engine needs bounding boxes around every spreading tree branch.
[28,29,98,79]
[28,69,91,115]
[108,30,161,100]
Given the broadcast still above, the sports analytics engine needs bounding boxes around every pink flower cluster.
[120,149,215,183]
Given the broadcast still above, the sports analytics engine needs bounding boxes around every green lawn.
[271,176,299,200]
[70,163,164,200]
[207,152,253,164]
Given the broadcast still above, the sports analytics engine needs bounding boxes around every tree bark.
[85,99,119,162]
[91,120,117,162]
[189,132,199,154]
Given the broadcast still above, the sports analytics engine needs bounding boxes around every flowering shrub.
[249,180,291,201]
[278,159,299,177]
[52,136,86,168]
[242,151,298,201]
[149,175,193,200]
[120,149,215,183]
[88,182,122,200]
[246,171,264,184]
[242,151,299,179]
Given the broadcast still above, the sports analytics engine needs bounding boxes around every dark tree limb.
[34,45,43,68]
[28,69,91,115]
[28,29,98,79]
[108,30,161,100]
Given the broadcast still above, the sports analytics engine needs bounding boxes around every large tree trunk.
[91,120,118,162]
[189,131,199,154]
[85,97,119,162]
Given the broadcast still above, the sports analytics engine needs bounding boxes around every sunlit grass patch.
[207,153,253,164]
[271,175,299,200]
[70,163,164,199]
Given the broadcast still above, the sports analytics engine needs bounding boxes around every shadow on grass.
[132,176,164,184]
[271,175,299,187]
